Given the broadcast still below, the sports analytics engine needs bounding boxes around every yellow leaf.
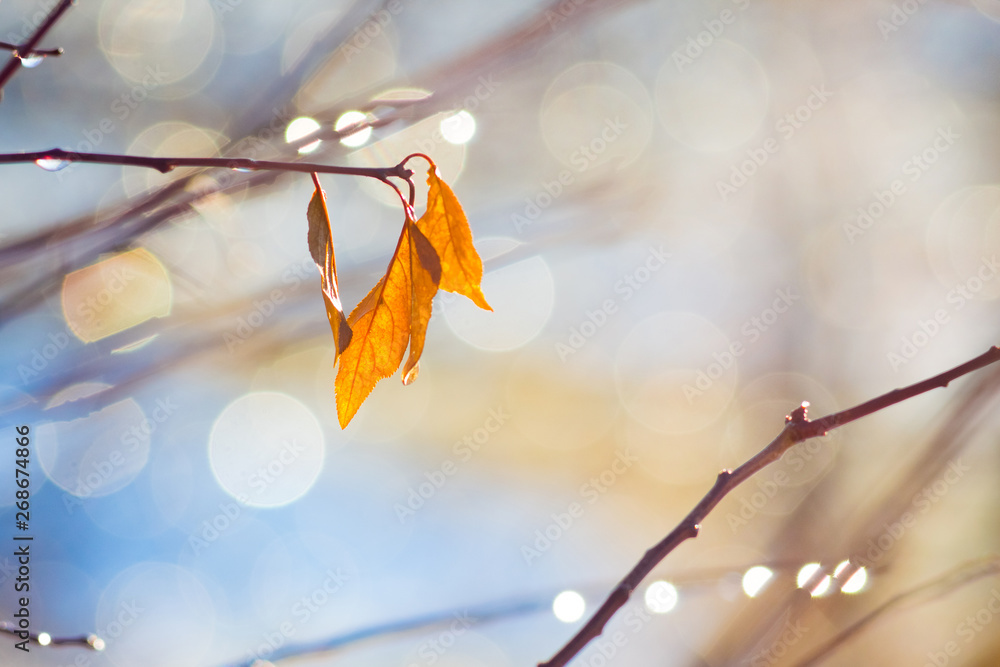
[307,175,352,363]
[335,217,441,427]
[416,164,492,311]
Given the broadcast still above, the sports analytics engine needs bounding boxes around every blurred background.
[1,0,1000,665]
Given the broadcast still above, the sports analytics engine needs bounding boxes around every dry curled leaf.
[416,162,493,311]
[307,174,352,363]
[334,216,441,427]
[313,158,490,427]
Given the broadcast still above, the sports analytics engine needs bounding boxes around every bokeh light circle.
[926,185,1000,301]
[540,61,653,172]
[742,565,774,597]
[35,383,151,498]
[209,392,325,507]
[644,580,679,613]
[442,254,554,352]
[615,312,737,434]
[441,110,477,145]
[336,110,373,147]
[285,116,321,153]
[99,0,215,87]
[553,590,586,623]
[95,562,215,666]
[655,40,769,152]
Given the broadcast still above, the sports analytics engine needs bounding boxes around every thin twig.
[0,148,414,183]
[539,346,1000,667]
[0,42,63,57]
[0,0,74,96]
[0,622,104,650]
[794,555,1000,666]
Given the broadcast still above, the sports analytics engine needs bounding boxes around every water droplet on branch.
[19,55,44,68]
[35,157,70,171]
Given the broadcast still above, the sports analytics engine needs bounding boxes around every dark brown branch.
[0,622,104,650]
[539,346,1000,667]
[0,148,413,183]
[0,42,63,57]
[0,0,74,96]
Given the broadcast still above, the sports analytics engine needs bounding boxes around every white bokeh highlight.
[209,392,325,508]
[442,255,554,352]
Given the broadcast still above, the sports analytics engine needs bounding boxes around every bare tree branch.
[0,0,74,98]
[539,346,1000,667]
[794,555,1000,666]
[0,42,62,57]
[0,148,414,182]
[0,622,104,650]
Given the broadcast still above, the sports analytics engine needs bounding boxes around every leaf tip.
[402,360,420,385]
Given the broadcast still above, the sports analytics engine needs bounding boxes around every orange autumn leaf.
[307,174,352,363]
[416,162,492,311]
[334,216,441,427]
[401,221,442,385]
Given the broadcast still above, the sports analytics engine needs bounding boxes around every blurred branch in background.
[540,347,1000,667]
[0,621,103,651]
[796,555,1000,667]
[3,0,1000,665]
[701,354,1000,665]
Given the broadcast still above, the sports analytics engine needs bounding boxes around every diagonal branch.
[539,345,1000,667]
[0,0,74,97]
